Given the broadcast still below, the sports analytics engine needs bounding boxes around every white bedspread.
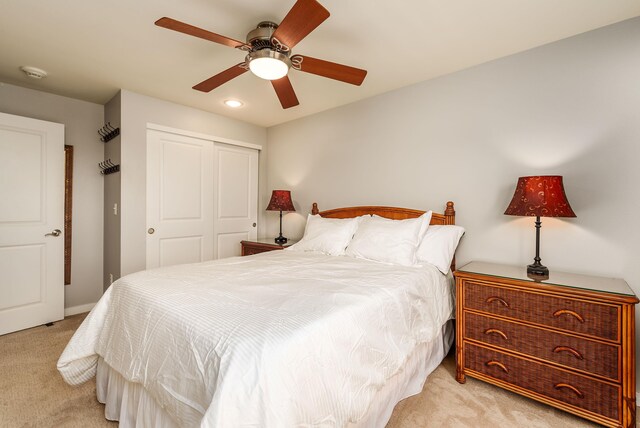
[58,251,454,427]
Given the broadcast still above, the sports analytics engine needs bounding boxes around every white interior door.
[146,129,214,269]
[0,112,64,336]
[213,143,258,259]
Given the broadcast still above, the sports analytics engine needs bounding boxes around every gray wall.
[118,90,268,277]
[103,92,121,290]
[267,16,640,353]
[0,82,105,310]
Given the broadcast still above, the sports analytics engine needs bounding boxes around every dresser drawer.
[464,281,619,341]
[464,311,619,381]
[465,343,620,421]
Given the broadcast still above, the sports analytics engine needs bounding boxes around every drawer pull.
[554,382,584,399]
[553,309,585,323]
[486,296,510,308]
[553,346,584,360]
[484,328,509,340]
[485,360,509,373]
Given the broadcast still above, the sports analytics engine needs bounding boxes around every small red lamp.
[504,176,576,276]
[266,190,296,244]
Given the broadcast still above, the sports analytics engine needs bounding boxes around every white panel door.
[146,130,214,269]
[0,112,64,336]
[213,143,258,259]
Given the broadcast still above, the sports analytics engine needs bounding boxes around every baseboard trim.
[64,302,96,317]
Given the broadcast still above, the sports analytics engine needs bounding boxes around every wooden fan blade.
[155,17,248,49]
[193,63,248,92]
[271,0,330,50]
[292,55,367,86]
[271,76,300,109]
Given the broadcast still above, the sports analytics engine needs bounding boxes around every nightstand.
[455,261,638,428]
[240,238,298,256]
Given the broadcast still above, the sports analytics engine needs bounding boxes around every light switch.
[113,203,118,215]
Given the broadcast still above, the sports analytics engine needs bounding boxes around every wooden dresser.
[455,261,638,427]
[240,238,297,256]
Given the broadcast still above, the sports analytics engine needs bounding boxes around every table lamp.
[267,190,295,244]
[504,176,576,276]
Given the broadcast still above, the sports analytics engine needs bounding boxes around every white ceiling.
[1,0,639,127]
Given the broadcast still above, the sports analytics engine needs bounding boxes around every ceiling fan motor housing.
[246,21,283,52]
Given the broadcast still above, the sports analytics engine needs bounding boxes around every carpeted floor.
[0,314,612,427]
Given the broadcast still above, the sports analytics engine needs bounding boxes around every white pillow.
[345,212,431,266]
[416,225,465,274]
[286,214,362,256]
[372,211,433,240]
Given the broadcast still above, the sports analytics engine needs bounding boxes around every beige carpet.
[0,314,614,427]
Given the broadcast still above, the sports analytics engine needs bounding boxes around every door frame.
[146,123,262,152]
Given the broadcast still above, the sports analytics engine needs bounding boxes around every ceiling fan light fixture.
[247,50,291,80]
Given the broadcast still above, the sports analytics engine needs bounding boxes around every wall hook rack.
[99,159,120,175]
[98,122,120,142]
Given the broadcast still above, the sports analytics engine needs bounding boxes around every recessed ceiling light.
[20,66,48,79]
[224,99,243,108]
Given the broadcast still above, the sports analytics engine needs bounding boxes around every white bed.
[58,203,459,427]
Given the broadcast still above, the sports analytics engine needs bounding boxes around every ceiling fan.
[155,0,367,109]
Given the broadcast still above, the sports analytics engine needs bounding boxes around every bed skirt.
[96,320,454,427]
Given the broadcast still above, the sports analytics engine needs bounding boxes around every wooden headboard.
[311,201,457,270]
[312,201,455,225]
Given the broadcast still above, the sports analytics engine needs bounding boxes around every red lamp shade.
[504,176,576,218]
[266,190,295,212]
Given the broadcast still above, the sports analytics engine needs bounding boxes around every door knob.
[45,229,61,237]
[148,228,155,234]
[252,223,257,227]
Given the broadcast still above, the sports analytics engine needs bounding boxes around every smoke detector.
[20,66,48,79]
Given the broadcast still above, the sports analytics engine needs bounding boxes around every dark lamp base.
[527,263,549,277]
[274,236,288,245]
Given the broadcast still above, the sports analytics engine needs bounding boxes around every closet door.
[213,143,258,259]
[146,130,214,269]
